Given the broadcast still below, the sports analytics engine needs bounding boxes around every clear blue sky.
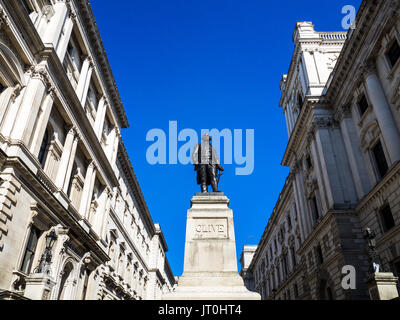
[91,0,361,275]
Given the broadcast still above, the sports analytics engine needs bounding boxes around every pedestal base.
[163,193,260,300]
[366,272,399,300]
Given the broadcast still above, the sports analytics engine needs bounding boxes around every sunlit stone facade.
[242,0,400,300]
[0,0,174,300]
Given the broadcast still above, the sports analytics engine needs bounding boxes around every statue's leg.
[208,165,220,192]
[199,165,208,193]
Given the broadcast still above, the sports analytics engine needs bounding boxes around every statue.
[192,133,224,193]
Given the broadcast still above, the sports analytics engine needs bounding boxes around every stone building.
[0,0,174,300]
[243,0,400,300]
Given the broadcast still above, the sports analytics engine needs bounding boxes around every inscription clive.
[195,224,225,233]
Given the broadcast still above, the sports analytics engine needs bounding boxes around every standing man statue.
[192,133,224,193]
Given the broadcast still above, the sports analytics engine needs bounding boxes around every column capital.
[66,125,78,138]
[361,60,377,79]
[335,104,352,122]
[88,160,97,171]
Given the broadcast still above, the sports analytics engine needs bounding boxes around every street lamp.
[36,229,57,274]
[363,228,383,273]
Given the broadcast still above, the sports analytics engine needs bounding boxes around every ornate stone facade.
[242,0,400,300]
[0,0,174,300]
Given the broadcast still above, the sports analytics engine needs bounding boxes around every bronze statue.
[192,133,224,193]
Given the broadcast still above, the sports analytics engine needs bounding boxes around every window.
[380,204,395,233]
[81,269,90,300]
[282,255,288,277]
[316,245,324,266]
[358,94,369,116]
[294,283,299,298]
[0,82,5,94]
[20,226,41,274]
[21,0,34,14]
[310,195,320,222]
[66,165,77,198]
[290,246,297,267]
[387,40,400,68]
[297,93,304,111]
[326,286,334,300]
[372,140,389,178]
[305,155,312,170]
[287,215,292,228]
[38,129,50,167]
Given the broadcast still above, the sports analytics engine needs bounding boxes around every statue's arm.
[211,146,224,171]
[192,144,199,165]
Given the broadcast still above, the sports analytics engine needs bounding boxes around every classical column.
[41,2,69,48]
[79,161,97,219]
[10,69,47,142]
[29,91,55,156]
[56,16,74,62]
[94,96,107,139]
[337,105,371,198]
[76,56,93,105]
[363,63,400,163]
[55,126,78,190]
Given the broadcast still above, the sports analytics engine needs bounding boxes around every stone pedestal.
[24,273,56,300]
[366,272,399,300]
[163,193,260,300]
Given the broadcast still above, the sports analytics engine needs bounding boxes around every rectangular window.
[380,205,395,233]
[21,0,34,14]
[305,155,312,170]
[291,246,297,267]
[358,94,369,116]
[298,93,304,111]
[372,140,389,178]
[20,226,41,274]
[316,245,324,266]
[294,283,299,298]
[287,215,292,228]
[310,195,320,222]
[387,40,400,68]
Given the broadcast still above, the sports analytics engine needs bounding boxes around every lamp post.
[363,228,384,274]
[36,230,57,274]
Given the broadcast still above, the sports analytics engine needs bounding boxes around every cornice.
[73,0,129,128]
[117,142,156,236]
[326,0,387,109]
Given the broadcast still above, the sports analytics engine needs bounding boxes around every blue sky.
[91,0,362,275]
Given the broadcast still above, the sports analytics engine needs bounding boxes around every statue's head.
[201,133,211,142]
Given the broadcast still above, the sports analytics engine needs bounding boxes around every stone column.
[76,56,93,105]
[10,71,47,142]
[79,161,97,219]
[30,91,55,156]
[94,96,107,139]
[56,16,74,62]
[54,126,78,190]
[338,106,371,198]
[41,2,69,48]
[363,63,400,163]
